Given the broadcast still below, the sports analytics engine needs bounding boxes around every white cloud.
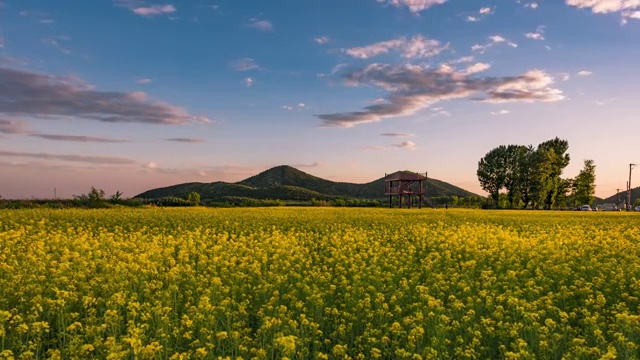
[297,103,306,108]
[248,18,273,31]
[314,36,329,44]
[345,35,448,59]
[489,35,506,43]
[490,109,510,115]
[281,105,293,110]
[466,16,480,22]
[232,58,260,71]
[525,32,545,40]
[244,77,254,87]
[378,0,448,13]
[566,0,640,16]
[464,63,491,74]
[577,70,593,76]
[479,7,492,14]
[317,64,563,128]
[132,4,176,16]
[525,2,539,9]
[451,56,474,64]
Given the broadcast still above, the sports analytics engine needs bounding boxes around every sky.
[1,0,639,199]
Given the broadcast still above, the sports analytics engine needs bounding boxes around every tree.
[503,145,528,208]
[573,159,596,206]
[111,191,123,203]
[477,145,510,206]
[537,138,571,209]
[187,192,201,206]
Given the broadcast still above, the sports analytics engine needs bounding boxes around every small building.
[385,171,427,208]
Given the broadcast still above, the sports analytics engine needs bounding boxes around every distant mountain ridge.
[601,187,640,205]
[136,165,481,202]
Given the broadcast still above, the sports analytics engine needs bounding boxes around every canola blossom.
[0,208,639,359]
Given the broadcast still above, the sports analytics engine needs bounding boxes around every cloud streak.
[0,67,212,125]
[132,4,176,16]
[247,18,273,31]
[0,120,31,134]
[317,63,564,127]
[0,150,138,165]
[566,0,640,21]
[165,137,206,143]
[29,134,129,143]
[232,58,260,71]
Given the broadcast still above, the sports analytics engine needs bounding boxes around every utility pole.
[629,164,636,211]
[616,188,621,203]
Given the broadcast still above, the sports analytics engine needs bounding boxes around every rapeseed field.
[1,208,639,359]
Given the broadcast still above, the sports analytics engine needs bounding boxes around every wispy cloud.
[345,35,448,59]
[577,70,593,76]
[0,67,212,125]
[465,6,494,21]
[314,36,330,44]
[381,132,414,137]
[317,63,563,128]
[136,77,152,84]
[0,120,31,134]
[165,137,206,143]
[472,35,517,53]
[114,1,177,17]
[244,77,254,87]
[293,161,323,168]
[0,150,138,165]
[490,109,510,115]
[133,5,176,16]
[377,0,448,13]
[0,35,4,49]
[43,36,71,54]
[525,2,539,9]
[393,140,416,150]
[29,134,129,143]
[232,58,260,71]
[247,18,273,31]
[525,25,546,40]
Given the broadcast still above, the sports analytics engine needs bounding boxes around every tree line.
[477,138,596,209]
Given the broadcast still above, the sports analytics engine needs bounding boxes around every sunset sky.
[1,0,639,199]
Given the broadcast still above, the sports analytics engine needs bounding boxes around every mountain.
[600,187,640,205]
[136,165,481,202]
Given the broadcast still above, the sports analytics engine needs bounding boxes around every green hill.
[136,165,480,202]
[601,187,640,205]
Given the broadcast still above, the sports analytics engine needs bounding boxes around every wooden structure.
[384,171,427,208]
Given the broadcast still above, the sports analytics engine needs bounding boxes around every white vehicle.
[635,206,640,212]
[580,205,592,211]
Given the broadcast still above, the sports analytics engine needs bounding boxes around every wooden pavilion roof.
[384,171,428,181]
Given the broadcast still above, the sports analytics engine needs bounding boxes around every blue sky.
[1,0,639,199]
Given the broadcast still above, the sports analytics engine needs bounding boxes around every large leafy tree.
[477,145,509,206]
[573,159,596,206]
[537,138,571,209]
